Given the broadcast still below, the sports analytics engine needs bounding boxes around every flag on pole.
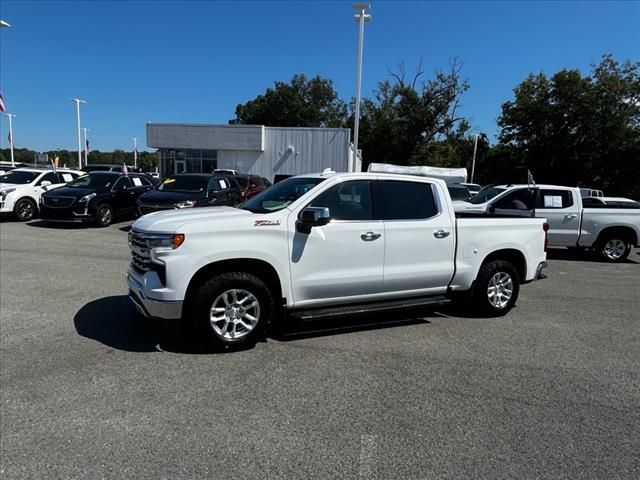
[51,159,57,174]
[7,130,12,147]
[0,93,5,112]
[86,138,90,152]
[122,163,128,176]
[527,169,536,188]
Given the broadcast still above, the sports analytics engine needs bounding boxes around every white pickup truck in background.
[454,184,640,262]
[126,172,548,349]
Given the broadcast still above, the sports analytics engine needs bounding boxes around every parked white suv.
[126,172,548,349]
[0,168,83,221]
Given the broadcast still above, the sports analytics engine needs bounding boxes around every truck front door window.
[308,181,373,220]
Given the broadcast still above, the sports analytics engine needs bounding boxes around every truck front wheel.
[191,272,274,350]
[472,260,520,316]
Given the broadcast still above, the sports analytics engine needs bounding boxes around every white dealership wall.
[147,123,354,180]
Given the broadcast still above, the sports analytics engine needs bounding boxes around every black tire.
[190,272,274,350]
[472,260,520,316]
[14,198,37,222]
[595,235,632,263]
[95,204,114,227]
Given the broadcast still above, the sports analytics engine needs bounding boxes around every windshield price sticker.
[62,174,73,182]
[219,179,227,189]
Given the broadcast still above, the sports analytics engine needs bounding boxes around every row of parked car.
[0,165,271,226]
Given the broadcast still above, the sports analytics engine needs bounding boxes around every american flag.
[7,130,12,147]
[0,93,5,112]
[51,159,57,174]
[122,163,128,176]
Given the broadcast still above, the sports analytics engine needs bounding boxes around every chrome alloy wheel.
[99,206,112,224]
[487,272,514,309]
[603,239,626,261]
[209,289,260,342]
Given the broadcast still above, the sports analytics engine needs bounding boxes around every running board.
[289,295,451,321]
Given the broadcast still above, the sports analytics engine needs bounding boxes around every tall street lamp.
[132,137,138,169]
[82,127,90,166]
[352,2,371,172]
[3,113,16,166]
[70,98,86,168]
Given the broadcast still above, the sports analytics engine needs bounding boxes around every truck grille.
[128,229,152,272]
[43,196,76,208]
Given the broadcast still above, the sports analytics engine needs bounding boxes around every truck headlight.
[147,233,185,249]
[79,193,96,203]
[174,200,196,209]
[0,188,16,199]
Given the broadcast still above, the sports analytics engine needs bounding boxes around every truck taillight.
[543,222,549,252]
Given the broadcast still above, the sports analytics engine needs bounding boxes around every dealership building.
[146,123,359,181]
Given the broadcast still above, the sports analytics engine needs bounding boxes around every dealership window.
[159,149,217,178]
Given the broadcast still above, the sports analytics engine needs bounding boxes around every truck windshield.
[468,187,506,204]
[240,177,326,213]
[0,171,40,184]
[159,176,209,193]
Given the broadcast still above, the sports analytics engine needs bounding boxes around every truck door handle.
[565,214,577,219]
[434,230,450,239]
[361,232,381,241]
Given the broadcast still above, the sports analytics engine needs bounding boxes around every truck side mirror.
[296,207,331,234]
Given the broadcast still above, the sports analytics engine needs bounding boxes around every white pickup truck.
[454,184,640,262]
[126,172,548,348]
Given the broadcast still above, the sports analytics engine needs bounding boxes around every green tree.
[230,74,348,127]
[497,54,640,197]
[354,60,471,170]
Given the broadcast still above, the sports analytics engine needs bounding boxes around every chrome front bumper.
[126,272,183,320]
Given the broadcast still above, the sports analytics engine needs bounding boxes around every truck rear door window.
[536,189,574,209]
[379,181,437,220]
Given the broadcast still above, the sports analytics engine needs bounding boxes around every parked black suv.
[40,172,155,227]
[136,173,241,216]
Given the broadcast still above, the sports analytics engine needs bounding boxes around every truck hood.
[133,206,253,232]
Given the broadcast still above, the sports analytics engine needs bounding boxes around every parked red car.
[235,174,272,200]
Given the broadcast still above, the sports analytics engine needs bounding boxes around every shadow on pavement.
[75,296,460,352]
[546,247,639,264]
[275,308,437,341]
[25,220,86,229]
[74,295,207,354]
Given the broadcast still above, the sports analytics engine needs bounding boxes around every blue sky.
[1,0,638,152]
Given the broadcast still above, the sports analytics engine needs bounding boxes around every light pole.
[82,127,90,166]
[470,134,479,184]
[132,137,138,169]
[352,2,371,172]
[3,113,16,166]
[70,98,86,168]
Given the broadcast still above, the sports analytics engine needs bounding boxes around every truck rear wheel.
[472,260,520,316]
[191,272,274,350]
[596,236,632,263]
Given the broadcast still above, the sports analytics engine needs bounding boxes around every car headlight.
[174,200,196,209]
[79,193,97,203]
[0,188,16,199]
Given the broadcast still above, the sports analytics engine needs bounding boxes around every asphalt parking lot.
[1,218,639,479]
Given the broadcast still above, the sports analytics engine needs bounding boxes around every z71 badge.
[254,220,281,227]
